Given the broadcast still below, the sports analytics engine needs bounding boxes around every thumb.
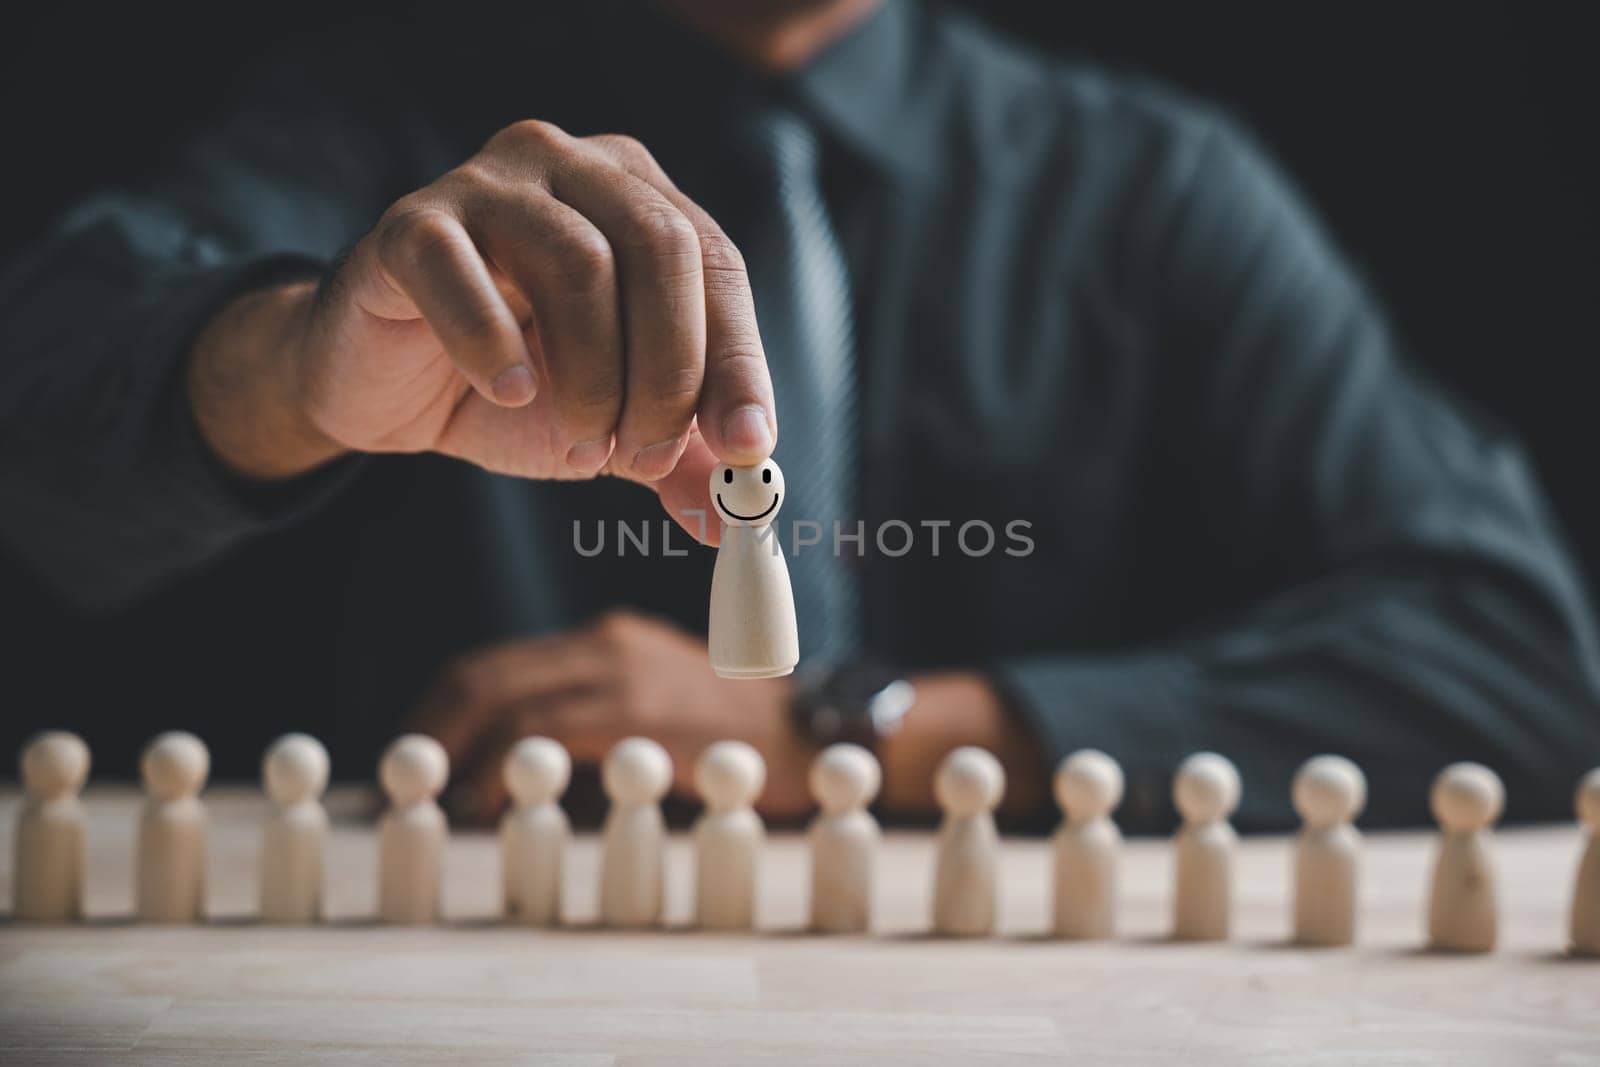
[633,429,721,547]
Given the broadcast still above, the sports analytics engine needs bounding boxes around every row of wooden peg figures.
[11,729,1600,954]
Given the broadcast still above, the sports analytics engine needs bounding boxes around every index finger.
[694,225,778,464]
[592,139,777,465]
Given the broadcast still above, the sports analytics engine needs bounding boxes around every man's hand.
[188,121,776,541]
[407,609,1051,824]
[408,610,816,820]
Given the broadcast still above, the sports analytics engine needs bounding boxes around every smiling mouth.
[716,493,780,522]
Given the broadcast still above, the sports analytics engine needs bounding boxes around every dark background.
[1,0,1596,727]
[2,1,1594,578]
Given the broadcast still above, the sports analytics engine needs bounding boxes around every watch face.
[828,659,900,704]
[798,658,912,744]
[867,679,916,736]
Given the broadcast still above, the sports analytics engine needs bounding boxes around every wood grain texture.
[2,787,1598,1065]
[707,524,799,679]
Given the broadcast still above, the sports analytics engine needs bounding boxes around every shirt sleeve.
[0,77,411,612]
[993,114,1600,830]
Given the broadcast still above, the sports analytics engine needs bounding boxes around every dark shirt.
[2,1,1596,828]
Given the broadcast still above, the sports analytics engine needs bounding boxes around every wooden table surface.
[2,786,1597,1065]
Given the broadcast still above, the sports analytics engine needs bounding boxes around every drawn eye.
[724,469,733,484]
[762,468,772,484]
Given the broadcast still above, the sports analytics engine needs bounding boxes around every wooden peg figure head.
[1173,752,1240,825]
[603,737,672,806]
[21,730,90,801]
[1430,762,1503,833]
[935,747,1005,819]
[503,737,571,808]
[263,733,330,807]
[696,740,766,813]
[1292,755,1366,829]
[141,731,209,802]
[1054,749,1123,824]
[710,460,785,527]
[1579,768,1600,832]
[810,743,880,816]
[380,734,448,808]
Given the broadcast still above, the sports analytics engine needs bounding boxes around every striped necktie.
[733,111,861,666]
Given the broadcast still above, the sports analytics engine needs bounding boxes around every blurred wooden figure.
[1427,761,1503,953]
[1568,767,1600,956]
[808,744,881,934]
[1051,749,1122,939]
[377,734,449,924]
[694,740,766,930]
[599,737,671,928]
[260,733,330,924]
[1291,755,1365,946]
[501,737,571,926]
[14,731,90,922]
[1172,751,1240,941]
[136,731,209,923]
[931,746,1004,937]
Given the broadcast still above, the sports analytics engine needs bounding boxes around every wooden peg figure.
[599,737,672,928]
[1051,749,1122,939]
[501,737,571,926]
[1572,767,1600,957]
[1427,761,1502,953]
[136,731,209,923]
[694,740,766,930]
[377,734,449,924]
[808,743,882,934]
[1291,754,1365,946]
[1171,751,1240,941]
[14,731,90,922]
[260,733,330,924]
[931,746,1004,937]
[707,460,799,679]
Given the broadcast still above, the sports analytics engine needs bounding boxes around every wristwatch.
[790,657,916,750]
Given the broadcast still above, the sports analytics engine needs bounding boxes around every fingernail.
[491,364,536,406]
[566,436,614,474]
[721,405,773,455]
[631,434,689,481]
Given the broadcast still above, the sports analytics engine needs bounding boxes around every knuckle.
[550,372,622,438]
[447,160,499,196]
[697,231,748,281]
[496,118,566,152]
[649,364,704,408]
[595,133,657,170]
[379,205,460,272]
[567,370,624,416]
[710,336,767,373]
[448,306,507,348]
[628,208,700,263]
[547,227,616,292]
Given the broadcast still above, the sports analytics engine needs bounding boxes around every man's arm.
[2,66,782,614]
[0,80,401,610]
[993,115,1600,829]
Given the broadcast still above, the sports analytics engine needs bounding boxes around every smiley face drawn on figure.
[710,460,785,527]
